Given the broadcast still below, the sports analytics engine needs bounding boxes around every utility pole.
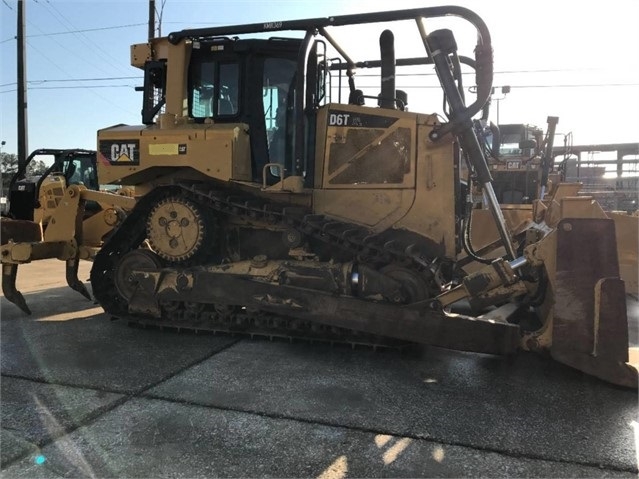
[148,0,155,41]
[0,140,5,202]
[17,0,28,170]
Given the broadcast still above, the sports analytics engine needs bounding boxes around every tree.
[29,159,48,176]
[1,152,49,194]
[1,152,18,174]
[1,153,18,194]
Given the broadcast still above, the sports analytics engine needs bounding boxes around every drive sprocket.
[146,196,209,263]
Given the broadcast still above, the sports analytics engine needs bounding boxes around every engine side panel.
[312,105,456,258]
[97,123,251,186]
[394,120,457,258]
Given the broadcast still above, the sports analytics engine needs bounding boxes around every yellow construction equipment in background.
[1,149,135,313]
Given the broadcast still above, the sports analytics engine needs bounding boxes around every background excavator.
[88,6,635,387]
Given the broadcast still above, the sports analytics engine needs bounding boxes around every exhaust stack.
[379,29,396,109]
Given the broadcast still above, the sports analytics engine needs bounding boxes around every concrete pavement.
[1,259,637,477]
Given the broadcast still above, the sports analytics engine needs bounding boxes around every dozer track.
[90,184,520,354]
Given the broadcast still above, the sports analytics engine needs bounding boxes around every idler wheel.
[114,249,163,301]
[380,264,431,303]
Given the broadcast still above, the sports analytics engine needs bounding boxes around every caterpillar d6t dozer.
[91,6,637,387]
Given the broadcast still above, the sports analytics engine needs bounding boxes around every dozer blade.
[551,218,638,388]
[66,257,91,301]
[2,264,31,315]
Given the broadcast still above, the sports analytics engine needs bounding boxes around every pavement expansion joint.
[0,338,242,470]
[1,372,125,396]
[138,392,639,475]
[129,337,243,394]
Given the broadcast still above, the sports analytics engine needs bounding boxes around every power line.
[163,21,229,25]
[0,23,146,44]
[4,81,633,94]
[35,76,141,83]
[0,84,136,94]
[36,0,132,77]
[28,23,146,37]
[2,74,635,91]
[0,76,142,87]
[355,67,624,78]
[32,84,136,89]
[25,30,123,81]
[497,83,639,89]
[0,23,146,42]
[336,83,639,89]
[20,40,138,116]
[1,69,632,89]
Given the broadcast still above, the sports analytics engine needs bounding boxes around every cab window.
[263,58,296,166]
[190,61,240,119]
[64,157,98,190]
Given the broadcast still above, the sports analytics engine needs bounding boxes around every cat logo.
[99,140,140,165]
[111,143,136,163]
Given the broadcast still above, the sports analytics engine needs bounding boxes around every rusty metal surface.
[551,218,637,387]
[553,218,619,353]
[609,212,639,295]
[1,264,30,314]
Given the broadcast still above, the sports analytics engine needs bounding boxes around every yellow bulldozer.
[90,6,636,387]
[1,149,135,313]
[469,118,638,296]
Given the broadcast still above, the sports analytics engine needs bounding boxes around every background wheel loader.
[1,149,135,313]
[90,6,636,387]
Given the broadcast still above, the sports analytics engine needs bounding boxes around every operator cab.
[482,124,544,204]
[8,150,99,222]
[188,38,311,182]
[498,124,542,158]
[142,37,304,183]
[62,154,99,190]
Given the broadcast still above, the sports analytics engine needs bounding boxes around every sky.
[1,0,638,162]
